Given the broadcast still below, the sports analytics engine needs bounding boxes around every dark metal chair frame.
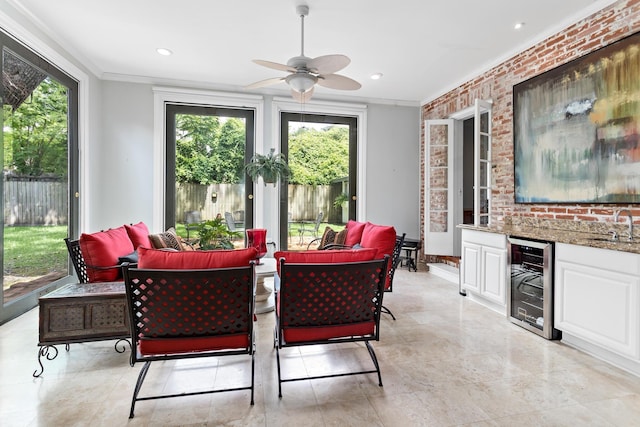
[306,232,405,320]
[274,256,389,398]
[65,237,129,284]
[122,265,256,418]
[380,233,405,320]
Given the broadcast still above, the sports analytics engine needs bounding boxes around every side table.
[34,281,131,377]
[255,258,276,314]
[401,237,422,272]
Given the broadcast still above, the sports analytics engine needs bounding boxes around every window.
[0,31,79,323]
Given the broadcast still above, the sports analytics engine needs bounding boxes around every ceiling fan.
[245,4,361,102]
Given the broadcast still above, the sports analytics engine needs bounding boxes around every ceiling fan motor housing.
[285,72,317,93]
[286,55,312,70]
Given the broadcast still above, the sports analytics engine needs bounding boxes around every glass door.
[474,99,492,226]
[424,119,458,256]
[279,112,357,250]
[165,104,255,244]
[0,34,78,324]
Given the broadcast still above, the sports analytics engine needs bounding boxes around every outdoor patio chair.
[297,211,323,244]
[122,264,256,418]
[183,210,202,240]
[274,256,389,397]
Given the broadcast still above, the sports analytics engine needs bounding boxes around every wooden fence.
[2,179,344,226]
[176,183,345,224]
[4,177,67,226]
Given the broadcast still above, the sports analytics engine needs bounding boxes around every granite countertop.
[458,223,640,255]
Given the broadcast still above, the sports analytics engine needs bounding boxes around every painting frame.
[513,32,640,203]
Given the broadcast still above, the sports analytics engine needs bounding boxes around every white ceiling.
[9,0,617,105]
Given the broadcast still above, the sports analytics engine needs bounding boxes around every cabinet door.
[555,258,639,359]
[461,242,481,293]
[481,247,506,305]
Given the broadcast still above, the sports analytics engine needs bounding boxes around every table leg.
[33,344,67,377]
[255,276,275,314]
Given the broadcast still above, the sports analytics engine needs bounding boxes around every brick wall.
[421,0,640,239]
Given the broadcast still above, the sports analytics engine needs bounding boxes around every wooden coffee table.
[34,281,131,377]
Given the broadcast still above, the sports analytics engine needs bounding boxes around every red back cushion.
[345,220,367,246]
[79,226,135,282]
[360,223,397,260]
[124,222,152,249]
[273,248,378,276]
[137,246,258,269]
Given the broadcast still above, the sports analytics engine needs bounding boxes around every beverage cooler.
[507,237,561,340]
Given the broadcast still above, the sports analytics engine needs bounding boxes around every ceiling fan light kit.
[246,4,360,102]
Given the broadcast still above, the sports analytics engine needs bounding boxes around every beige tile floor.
[2,269,640,426]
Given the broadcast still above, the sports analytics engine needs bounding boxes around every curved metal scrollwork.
[114,338,131,354]
[33,345,59,378]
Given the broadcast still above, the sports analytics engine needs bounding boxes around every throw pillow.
[124,222,152,249]
[79,226,134,282]
[319,226,338,248]
[335,229,347,246]
[148,227,184,251]
[360,223,396,260]
[344,220,367,246]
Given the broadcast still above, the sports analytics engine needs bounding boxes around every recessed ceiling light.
[156,48,173,56]
[370,73,383,80]
[514,22,525,30]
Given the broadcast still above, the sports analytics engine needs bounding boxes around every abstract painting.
[513,32,640,203]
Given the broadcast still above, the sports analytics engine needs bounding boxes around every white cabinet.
[555,243,640,365]
[460,229,507,312]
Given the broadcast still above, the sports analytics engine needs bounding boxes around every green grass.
[3,225,68,277]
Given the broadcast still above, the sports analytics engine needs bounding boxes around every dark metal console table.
[34,281,131,377]
[400,237,422,272]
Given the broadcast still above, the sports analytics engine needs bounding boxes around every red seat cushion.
[282,322,375,343]
[79,226,134,282]
[124,221,152,249]
[138,334,249,355]
[137,246,258,269]
[273,248,378,275]
[344,220,367,246]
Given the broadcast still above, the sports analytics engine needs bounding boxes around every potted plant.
[333,192,349,223]
[244,148,291,186]
[197,217,240,250]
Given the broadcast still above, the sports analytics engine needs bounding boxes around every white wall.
[365,103,421,238]
[95,83,420,238]
[94,81,155,230]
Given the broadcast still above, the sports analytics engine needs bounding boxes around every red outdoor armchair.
[122,264,256,418]
[274,256,389,397]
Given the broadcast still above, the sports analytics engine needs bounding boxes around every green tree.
[288,126,349,185]
[4,78,68,177]
[175,115,246,184]
[175,114,220,184]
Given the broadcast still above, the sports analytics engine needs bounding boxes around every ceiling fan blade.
[317,74,361,90]
[291,87,314,103]
[244,77,285,90]
[307,54,350,74]
[253,59,296,73]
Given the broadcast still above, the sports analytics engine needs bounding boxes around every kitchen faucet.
[614,209,634,241]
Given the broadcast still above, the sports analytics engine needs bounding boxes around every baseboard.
[427,262,459,284]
